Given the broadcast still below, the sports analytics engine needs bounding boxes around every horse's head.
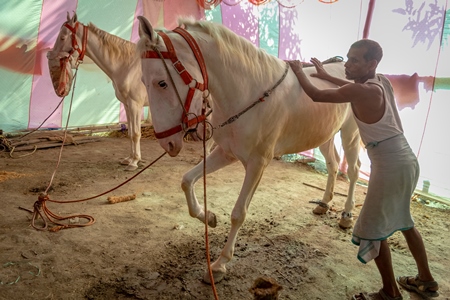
[137,16,209,157]
[47,12,86,97]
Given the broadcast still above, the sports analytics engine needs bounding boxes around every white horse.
[137,16,361,283]
[47,12,148,171]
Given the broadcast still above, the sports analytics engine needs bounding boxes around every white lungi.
[352,134,419,263]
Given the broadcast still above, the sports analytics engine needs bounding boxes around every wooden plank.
[12,138,101,151]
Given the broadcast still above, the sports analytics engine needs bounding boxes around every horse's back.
[267,62,350,151]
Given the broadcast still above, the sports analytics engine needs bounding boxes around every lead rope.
[152,42,218,298]
[153,43,218,297]
[201,100,219,299]
[43,60,82,196]
[215,62,290,129]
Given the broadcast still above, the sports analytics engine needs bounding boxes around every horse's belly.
[278,102,351,153]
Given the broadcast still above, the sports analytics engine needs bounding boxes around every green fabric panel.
[62,71,120,127]
[76,0,137,39]
[442,9,450,47]
[0,0,43,133]
[61,0,138,127]
[205,4,222,24]
[0,71,33,133]
[434,77,450,90]
[258,2,279,57]
[435,9,450,91]
[0,0,42,48]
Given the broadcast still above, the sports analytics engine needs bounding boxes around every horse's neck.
[205,54,278,117]
[80,25,131,77]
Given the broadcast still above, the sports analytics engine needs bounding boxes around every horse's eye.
[158,80,168,89]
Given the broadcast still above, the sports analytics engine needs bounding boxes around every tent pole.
[363,0,376,39]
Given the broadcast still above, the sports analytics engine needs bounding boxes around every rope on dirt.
[24,61,168,231]
[202,104,219,300]
[0,133,38,158]
[29,151,167,231]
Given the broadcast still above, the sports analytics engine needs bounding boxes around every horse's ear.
[137,16,157,44]
[66,11,77,23]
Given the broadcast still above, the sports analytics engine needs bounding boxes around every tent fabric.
[0,0,449,199]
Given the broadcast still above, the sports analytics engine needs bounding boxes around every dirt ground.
[0,130,449,300]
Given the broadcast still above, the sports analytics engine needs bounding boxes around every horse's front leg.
[204,155,270,284]
[181,145,237,227]
[121,101,142,171]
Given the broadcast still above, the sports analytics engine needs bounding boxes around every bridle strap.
[64,22,88,62]
[141,27,209,140]
[173,27,208,91]
[142,32,193,86]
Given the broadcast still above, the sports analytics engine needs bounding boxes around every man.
[287,39,439,300]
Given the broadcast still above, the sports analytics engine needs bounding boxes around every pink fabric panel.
[142,0,165,28]
[163,0,204,29]
[221,2,259,46]
[29,0,78,129]
[130,0,144,43]
[119,104,127,123]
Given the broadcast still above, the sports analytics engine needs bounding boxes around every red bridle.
[53,21,88,96]
[63,21,88,62]
[141,27,209,140]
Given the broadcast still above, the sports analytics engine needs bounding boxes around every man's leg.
[401,227,438,288]
[374,240,402,298]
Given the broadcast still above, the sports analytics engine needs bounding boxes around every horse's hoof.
[120,158,132,165]
[207,210,217,228]
[202,268,226,284]
[313,205,328,215]
[124,164,138,171]
[338,216,354,229]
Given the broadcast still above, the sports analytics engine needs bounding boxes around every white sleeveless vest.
[354,74,403,147]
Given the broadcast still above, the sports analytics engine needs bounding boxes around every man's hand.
[286,60,303,74]
[309,57,329,80]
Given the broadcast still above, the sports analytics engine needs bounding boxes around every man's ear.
[369,59,378,71]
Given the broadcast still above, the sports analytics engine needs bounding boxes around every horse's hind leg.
[121,101,142,171]
[313,139,340,215]
[338,120,361,229]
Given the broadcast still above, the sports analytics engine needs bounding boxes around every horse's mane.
[87,23,137,63]
[178,18,283,83]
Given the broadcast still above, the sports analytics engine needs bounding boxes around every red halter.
[141,27,209,139]
[64,21,88,62]
[53,22,88,96]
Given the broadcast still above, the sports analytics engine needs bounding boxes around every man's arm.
[287,60,353,103]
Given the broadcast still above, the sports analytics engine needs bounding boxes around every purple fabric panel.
[29,0,78,129]
[119,103,127,124]
[221,2,259,47]
[278,5,300,60]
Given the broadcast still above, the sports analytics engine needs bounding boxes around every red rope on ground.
[30,151,167,231]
